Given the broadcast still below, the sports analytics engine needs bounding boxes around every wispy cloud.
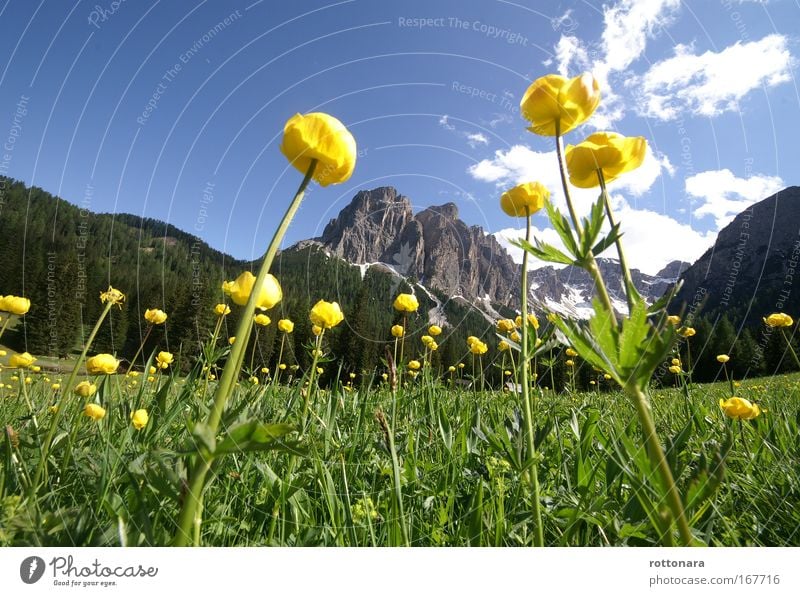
[633,34,793,120]
[685,169,784,228]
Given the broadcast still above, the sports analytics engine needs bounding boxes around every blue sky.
[0,0,797,274]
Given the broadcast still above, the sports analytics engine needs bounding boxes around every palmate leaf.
[579,195,607,260]
[513,237,575,266]
[591,222,622,258]
[545,200,580,258]
[214,421,303,456]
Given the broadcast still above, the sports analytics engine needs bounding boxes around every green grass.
[1,365,798,546]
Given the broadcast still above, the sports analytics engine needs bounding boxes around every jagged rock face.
[315,187,520,305]
[319,187,413,263]
[670,186,800,326]
[529,258,688,317]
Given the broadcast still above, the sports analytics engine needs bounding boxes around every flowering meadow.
[2,74,800,547]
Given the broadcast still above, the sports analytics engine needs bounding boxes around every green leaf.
[591,223,622,258]
[545,200,580,257]
[513,238,575,266]
[214,421,301,456]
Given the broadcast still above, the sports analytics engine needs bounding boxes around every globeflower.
[668,365,682,374]
[408,360,421,371]
[278,319,294,333]
[666,315,681,326]
[393,293,419,313]
[428,325,442,336]
[254,314,271,326]
[520,72,600,136]
[131,409,149,430]
[515,314,540,329]
[719,397,760,420]
[469,339,488,355]
[0,295,31,315]
[565,132,647,188]
[565,348,578,357]
[8,352,36,368]
[214,303,231,317]
[99,286,125,307]
[763,313,793,328]
[280,112,357,186]
[497,319,515,334]
[498,340,510,352]
[83,403,106,421]
[74,380,97,398]
[224,271,282,311]
[500,182,549,218]
[679,327,696,338]
[309,300,344,329]
[144,308,168,325]
[717,354,730,363]
[156,351,174,370]
[391,324,404,338]
[86,354,119,375]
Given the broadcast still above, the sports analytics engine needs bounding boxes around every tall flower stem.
[598,173,636,314]
[554,125,617,326]
[780,329,800,371]
[520,210,544,547]
[172,160,317,547]
[628,383,693,545]
[31,299,116,493]
[0,317,10,341]
[128,324,154,372]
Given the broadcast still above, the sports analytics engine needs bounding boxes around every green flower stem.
[598,172,636,314]
[128,324,154,372]
[628,382,693,545]
[554,126,617,326]
[172,160,317,547]
[520,211,544,547]
[780,328,800,371]
[31,298,116,494]
[0,317,10,341]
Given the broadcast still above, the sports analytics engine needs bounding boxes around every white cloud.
[685,169,784,228]
[438,114,455,130]
[494,198,716,275]
[467,143,673,202]
[553,35,589,76]
[635,34,792,120]
[466,132,489,148]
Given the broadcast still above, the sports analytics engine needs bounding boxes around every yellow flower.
[228,337,236,345]
[312,324,322,336]
[261,367,270,374]
[0,295,31,315]
[74,380,97,398]
[428,341,438,351]
[520,72,600,136]
[498,340,510,352]
[382,372,389,380]
[763,313,793,328]
[144,308,168,325]
[279,363,287,370]
[278,319,294,333]
[391,324,404,338]
[458,363,465,369]
[668,365,682,374]
[666,315,681,326]
[280,112,357,186]
[99,286,125,307]
[428,325,442,336]
[310,300,344,329]
[83,403,106,421]
[566,359,575,367]
[469,339,488,355]
[349,372,356,379]
[0,350,6,357]
[565,132,647,188]
[156,351,174,370]
[224,271,282,311]
[249,376,259,385]
[408,370,418,379]
[510,331,521,343]
[719,397,760,420]
[603,373,612,380]
[671,358,681,366]
[408,360,421,371]
[514,314,539,329]
[500,182,549,218]
[565,348,578,357]
[149,366,157,375]
[86,354,119,375]
[131,409,149,430]
[31,365,41,372]
[316,367,324,374]
[214,303,231,317]
[393,293,419,313]
[254,314,271,326]
[448,365,456,373]
[8,352,36,368]
[421,335,434,346]
[679,327,696,338]
[504,370,512,376]
[716,354,730,363]
[497,319,515,334]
